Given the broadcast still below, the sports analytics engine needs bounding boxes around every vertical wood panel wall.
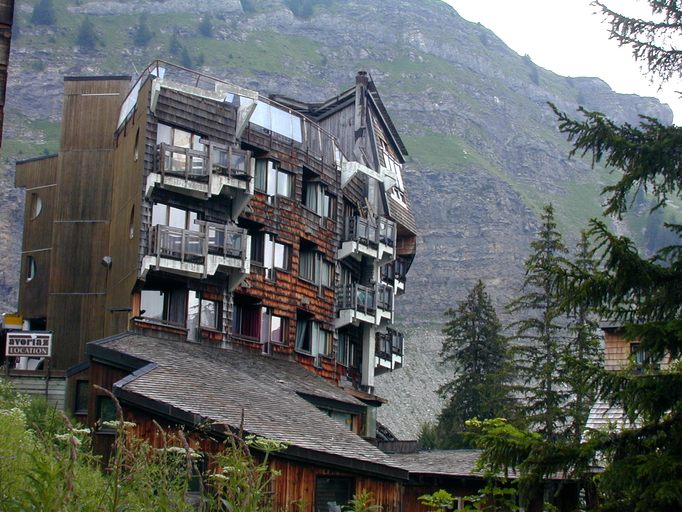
[46,76,130,370]
[15,156,58,319]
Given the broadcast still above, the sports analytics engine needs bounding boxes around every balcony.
[381,257,408,295]
[375,329,404,374]
[335,282,393,328]
[141,221,249,289]
[146,143,253,218]
[338,215,395,263]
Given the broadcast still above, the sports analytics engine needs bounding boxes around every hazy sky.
[444,0,682,123]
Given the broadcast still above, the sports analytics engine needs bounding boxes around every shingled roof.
[390,450,487,477]
[87,333,408,480]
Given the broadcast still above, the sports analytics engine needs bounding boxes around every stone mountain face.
[1,0,672,436]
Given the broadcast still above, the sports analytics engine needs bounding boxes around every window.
[315,477,354,512]
[133,128,140,161]
[320,409,354,431]
[295,315,332,356]
[157,123,205,174]
[26,256,36,282]
[96,396,116,429]
[299,247,334,288]
[232,301,286,345]
[30,193,42,219]
[250,102,303,142]
[302,171,335,218]
[151,203,199,231]
[254,159,293,199]
[74,380,89,415]
[187,291,221,341]
[232,301,261,340]
[261,308,286,345]
[251,233,290,279]
[336,332,359,369]
[140,288,186,325]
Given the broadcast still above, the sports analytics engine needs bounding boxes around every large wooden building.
[11,62,422,509]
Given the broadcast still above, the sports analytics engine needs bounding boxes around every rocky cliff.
[1,0,673,436]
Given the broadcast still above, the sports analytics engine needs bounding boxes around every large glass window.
[140,288,186,325]
[302,172,335,218]
[250,102,303,143]
[315,477,354,512]
[233,301,286,345]
[254,159,293,199]
[151,203,199,231]
[299,247,334,288]
[187,291,221,341]
[251,233,290,279]
[295,315,332,356]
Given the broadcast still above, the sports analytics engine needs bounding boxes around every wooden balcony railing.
[381,257,408,283]
[336,283,393,315]
[149,222,246,271]
[342,215,395,248]
[376,329,404,360]
[155,143,252,184]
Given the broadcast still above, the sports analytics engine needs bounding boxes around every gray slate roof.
[389,450,484,477]
[91,333,405,478]
[585,400,638,433]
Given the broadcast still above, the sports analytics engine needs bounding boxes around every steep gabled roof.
[87,333,408,480]
[271,72,409,160]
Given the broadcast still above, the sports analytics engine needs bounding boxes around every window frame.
[254,159,294,199]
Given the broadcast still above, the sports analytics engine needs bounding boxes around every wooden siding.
[5,370,67,411]
[45,77,131,370]
[269,457,402,512]
[16,156,58,319]
[60,78,129,151]
[155,87,238,145]
[106,80,151,337]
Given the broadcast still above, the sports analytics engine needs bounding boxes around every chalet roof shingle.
[389,450,486,477]
[88,333,407,479]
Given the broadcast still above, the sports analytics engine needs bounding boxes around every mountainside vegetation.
[1,0,673,319]
[1,0,677,438]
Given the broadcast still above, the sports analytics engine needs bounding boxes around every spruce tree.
[435,280,512,448]
[507,204,569,441]
[563,231,602,444]
[31,0,56,26]
[75,17,100,52]
[132,14,153,48]
[198,15,213,38]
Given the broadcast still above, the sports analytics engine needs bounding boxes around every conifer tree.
[507,204,570,441]
[31,0,56,26]
[132,14,153,48]
[563,231,602,444]
[435,280,512,448]
[469,4,682,510]
[75,17,100,52]
[198,15,213,38]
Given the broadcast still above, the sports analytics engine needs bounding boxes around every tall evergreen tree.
[132,14,154,48]
[563,231,602,444]
[75,17,100,52]
[435,280,513,448]
[198,15,213,38]
[507,204,570,441]
[469,4,682,510]
[31,0,56,26]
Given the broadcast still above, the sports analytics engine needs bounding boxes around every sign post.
[5,332,52,358]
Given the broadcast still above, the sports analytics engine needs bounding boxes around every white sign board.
[5,332,52,357]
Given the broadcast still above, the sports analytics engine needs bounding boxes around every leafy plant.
[342,490,382,512]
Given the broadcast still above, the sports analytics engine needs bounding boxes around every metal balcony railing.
[343,216,395,248]
[336,283,393,315]
[149,222,246,267]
